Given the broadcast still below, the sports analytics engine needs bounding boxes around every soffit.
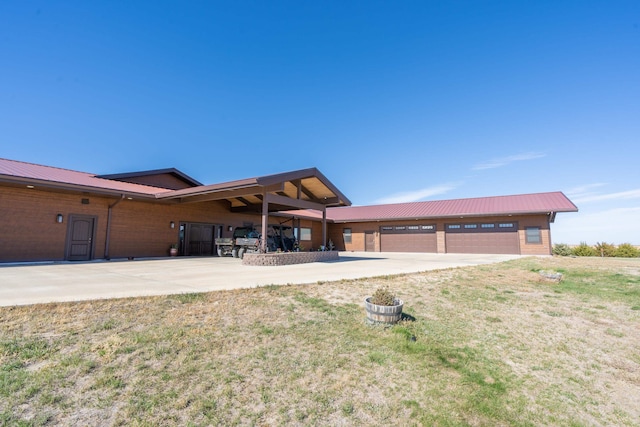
[157,168,351,212]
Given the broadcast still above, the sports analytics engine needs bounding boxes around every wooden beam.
[176,184,283,204]
[230,205,262,213]
[235,196,253,207]
[265,193,326,211]
[299,184,316,200]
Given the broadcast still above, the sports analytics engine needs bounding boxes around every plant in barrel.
[364,287,403,325]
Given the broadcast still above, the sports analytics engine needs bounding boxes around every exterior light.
[56,214,63,223]
[228,226,233,232]
[170,221,175,229]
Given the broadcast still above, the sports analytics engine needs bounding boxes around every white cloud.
[472,151,546,171]
[375,183,459,204]
[552,206,640,245]
[566,183,607,196]
[571,188,640,204]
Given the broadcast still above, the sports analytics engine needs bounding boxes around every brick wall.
[0,184,266,262]
[242,251,339,266]
[326,214,553,255]
[1,181,555,262]
[1,186,111,261]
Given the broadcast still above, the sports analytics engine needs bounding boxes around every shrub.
[572,242,597,257]
[552,243,573,256]
[370,287,396,306]
[594,242,616,257]
[614,243,640,258]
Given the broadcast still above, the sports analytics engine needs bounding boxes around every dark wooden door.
[365,231,376,252]
[186,223,215,256]
[66,216,96,261]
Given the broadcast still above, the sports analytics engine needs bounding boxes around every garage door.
[445,222,520,254]
[380,225,437,252]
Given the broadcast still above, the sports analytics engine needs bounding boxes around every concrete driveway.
[0,252,521,306]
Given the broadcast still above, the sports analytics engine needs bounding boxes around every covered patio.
[157,168,352,253]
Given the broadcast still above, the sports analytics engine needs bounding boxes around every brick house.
[0,158,577,262]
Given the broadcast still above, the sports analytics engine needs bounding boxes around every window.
[421,225,435,230]
[300,227,312,241]
[408,225,419,230]
[343,228,352,244]
[526,227,541,244]
[464,224,477,229]
[448,224,461,229]
[481,223,495,229]
[499,223,514,228]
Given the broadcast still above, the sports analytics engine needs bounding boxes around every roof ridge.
[359,191,566,208]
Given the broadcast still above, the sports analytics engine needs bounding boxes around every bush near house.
[554,242,640,258]
[595,242,616,257]
[572,242,598,257]
[552,243,573,256]
[614,243,640,258]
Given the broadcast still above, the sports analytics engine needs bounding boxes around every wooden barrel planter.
[364,297,404,325]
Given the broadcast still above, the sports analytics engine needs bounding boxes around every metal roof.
[157,167,352,211]
[325,192,578,222]
[0,158,168,197]
[1,158,576,220]
[0,158,352,211]
[97,168,203,187]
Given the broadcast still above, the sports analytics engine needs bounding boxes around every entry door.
[66,215,96,261]
[185,223,215,256]
[365,231,376,252]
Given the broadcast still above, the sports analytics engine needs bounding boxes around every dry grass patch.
[1,256,639,426]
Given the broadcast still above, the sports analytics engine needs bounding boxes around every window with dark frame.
[525,226,542,244]
[343,228,352,244]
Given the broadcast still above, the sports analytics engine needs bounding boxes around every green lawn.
[1,256,639,426]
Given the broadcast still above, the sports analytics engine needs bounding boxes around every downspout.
[322,208,327,250]
[261,190,269,252]
[105,194,125,260]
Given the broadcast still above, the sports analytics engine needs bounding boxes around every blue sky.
[1,1,639,245]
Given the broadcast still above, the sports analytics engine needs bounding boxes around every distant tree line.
[553,242,640,258]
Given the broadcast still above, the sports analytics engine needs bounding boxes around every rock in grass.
[539,270,563,282]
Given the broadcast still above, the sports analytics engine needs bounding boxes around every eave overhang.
[156,167,351,212]
[0,175,162,200]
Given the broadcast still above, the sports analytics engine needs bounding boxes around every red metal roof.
[325,192,578,222]
[0,158,169,196]
[1,158,578,221]
[0,159,351,209]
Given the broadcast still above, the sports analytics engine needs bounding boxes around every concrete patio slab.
[0,252,521,307]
